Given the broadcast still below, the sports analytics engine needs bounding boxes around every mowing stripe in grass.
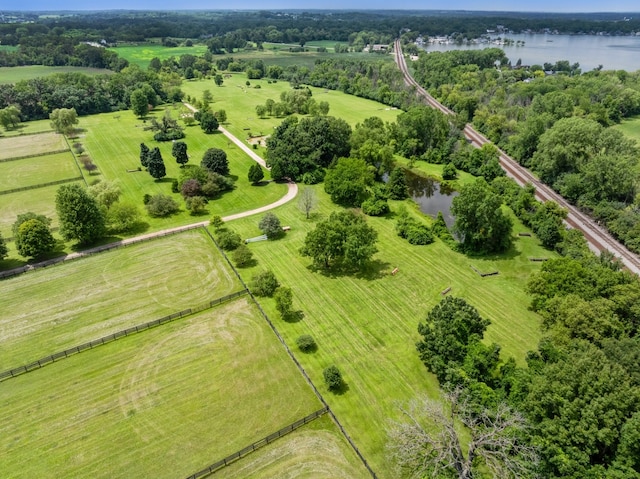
[0,176,83,195]
[186,407,329,479]
[0,289,248,383]
[0,148,70,163]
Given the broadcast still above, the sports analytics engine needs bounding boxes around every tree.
[298,187,318,219]
[215,109,227,124]
[55,184,105,244]
[250,270,280,297]
[49,108,78,135]
[300,210,378,270]
[214,74,224,86]
[296,335,316,352]
[145,194,179,217]
[147,147,166,180]
[172,141,189,167]
[274,286,293,318]
[185,196,207,215]
[216,230,242,250]
[258,213,282,239]
[0,105,21,130]
[199,110,219,134]
[255,104,268,118]
[387,167,408,200]
[451,178,513,253]
[106,202,142,234]
[248,163,264,184]
[323,365,343,391]
[387,389,538,479]
[416,296,491,385]
[324,157,374,207]
[14,218,56,258]
[140,143,150,169]
[0,232,7,260]
[232,244,253,268]
[87,180,121,209]
[201,148,229,175]
[442,162,458,180]
[130,88,149,118]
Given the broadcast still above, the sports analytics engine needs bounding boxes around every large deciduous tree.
[55,184,106,244]
[0,105,21,130]
[201,148,229,175]
[258,213,282,239]
[298,187,317,219]
[199,110,219,134]
[248,162,264,184]
[324,157,374,207]
[130,88,149,118]
[452,178,513,253]
[300,210,377,270]
[49,107,78,135]
[14,218,56,258]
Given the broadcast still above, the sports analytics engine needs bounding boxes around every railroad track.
[394,39,640,275]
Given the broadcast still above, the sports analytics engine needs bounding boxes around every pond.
[405,169,458,228]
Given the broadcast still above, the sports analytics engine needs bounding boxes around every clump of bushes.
[145,194,180,217]
[216,229,242,250]
[396,208,434,245]
[250,270,280,297]
[296,335,317,352]
[323,365,343,392]
[232,244,254,267]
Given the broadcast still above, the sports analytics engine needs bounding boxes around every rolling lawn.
[224,186,553,477]
[0,151,80,192]
[0,297,324,479]
[0,229,242,369]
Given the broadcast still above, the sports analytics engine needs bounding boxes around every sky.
[7,1,640,13]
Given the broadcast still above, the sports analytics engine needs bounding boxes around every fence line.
[0,148,69,163]
[202,228,378,478]
[185,407,329,479]
[0,289,248,383]
[63,135,89,186]
[0,176,83,196]
[0,223,208,280]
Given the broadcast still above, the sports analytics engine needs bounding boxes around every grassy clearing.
[0,119,52,137]
[0,298,323,479]
[109,44,209,68]
[0,66,113,85]
[0,151,79,191]
[216,415,370,479]
[181,75,401,151]
[0,229,242,369]
[223,185,553,477]
[0,181,84,238]
[0,132,67,161]
[80,106,287,231]
[614,116,640,144]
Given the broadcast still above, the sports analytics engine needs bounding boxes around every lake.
[405,170,458,228]
[421,33,640,72]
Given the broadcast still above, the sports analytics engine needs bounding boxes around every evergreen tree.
[147,147,166,180]
[172,141,189,167]
[140,143,150,169]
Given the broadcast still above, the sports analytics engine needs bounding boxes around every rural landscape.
[1,7,640,479]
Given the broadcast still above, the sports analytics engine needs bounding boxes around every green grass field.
[0,297,324,479]
[0,151,79,192]
[0,66,113,85]
[614,116,640,144]
[223,185,553,476]
[0,118,52,137]
[109,44,209,68]
[216,415,370,479]
[0,229,242,369]
[0,132,67,161]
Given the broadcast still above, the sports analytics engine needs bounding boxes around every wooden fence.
[0,148,69,163]
[0,289,248,382]
[0,176,83,195]
[185,407,329,479]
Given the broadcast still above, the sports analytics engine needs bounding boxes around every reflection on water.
[405,170,458,228]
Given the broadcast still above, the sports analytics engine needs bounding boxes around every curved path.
[0,117,297,278]
[394,39,640,275]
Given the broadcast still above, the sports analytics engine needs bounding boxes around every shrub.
[296,335,317,352]
[405,223,434,245]
[145,194,179,217]
[232,244,254,268]
[250,270,280,297]
[210,215,225,231]
[216,230,242,250]
[323,365,343,391]
[362,198,389,216]
[442,162,458,180]
[301,169,325,185]
[185,196,207,215]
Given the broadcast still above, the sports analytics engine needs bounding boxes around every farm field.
[216,415,370,479]
[0,151,79,191]
[0,228,242,369]
[0,66,113,84]
[225,185,554,477]
[109,44,209,68]
[0,131,67,161]
[0,297,324,479]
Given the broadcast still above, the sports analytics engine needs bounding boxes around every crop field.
[79,106,287,231]
[0,151,79,192]
[225,185,553,476]
[110,44,209,68]
[217,416,370,479]
[0,66,113,85]
[181,75,401,149]
[0,297,325,479]
[0,228,242,369]
[0,132,67,161]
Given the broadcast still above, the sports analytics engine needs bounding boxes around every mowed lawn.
[216,415,370,479]
[0,229,242,369]
[224,186,552,477]
[0,151,80,191]
[80,106,287,231]
[0,132,67,161]
[180,75,401,150]
[0,297,323,479]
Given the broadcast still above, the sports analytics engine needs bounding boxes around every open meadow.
[109,44,209,68]
[0,131,67,161]
[0,66,113,85]
[0,297,327,479]
[224,185,554,476]
[614,115,640,144]
[0,228,242,369]
[0,151,80,191]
